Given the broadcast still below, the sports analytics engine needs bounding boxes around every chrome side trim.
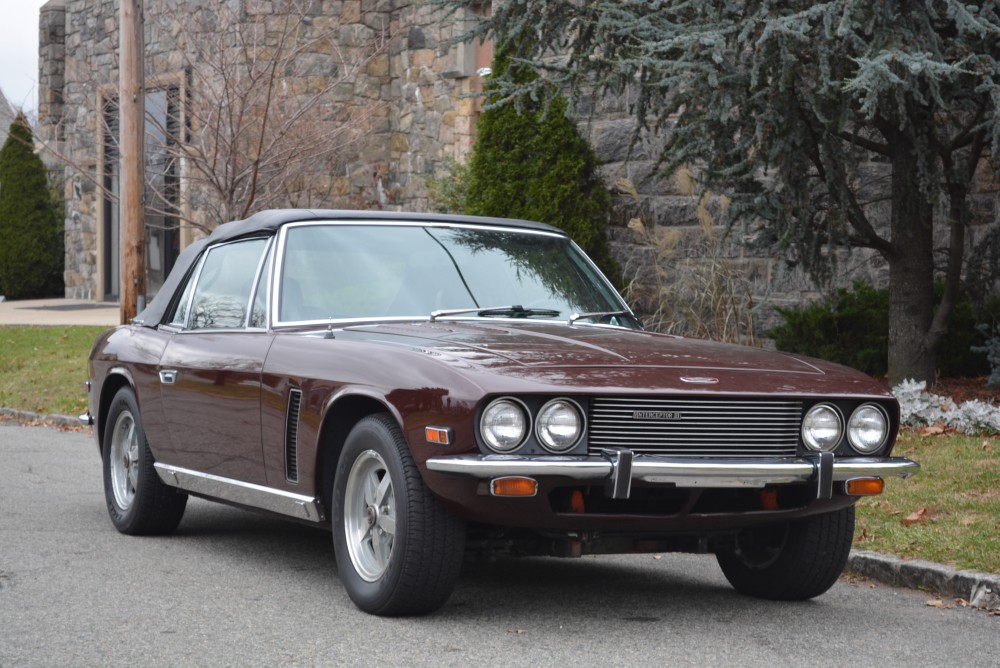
[154,463,323,522]
[425,454,920,494]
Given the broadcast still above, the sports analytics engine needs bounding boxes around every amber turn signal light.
[846,477,884,496]
[425,426,452,445]
[490,477,538,497]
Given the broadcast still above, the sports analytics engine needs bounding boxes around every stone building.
[39,0,493,302]
[37,0,999,339]
[0,90,17,146]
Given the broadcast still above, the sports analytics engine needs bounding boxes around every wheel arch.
[315,392,401,518]
[96,370,135,452]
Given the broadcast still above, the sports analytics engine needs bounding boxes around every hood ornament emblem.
[680,376,719,384]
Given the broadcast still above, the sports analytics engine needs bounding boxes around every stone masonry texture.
[38,0,1000,335]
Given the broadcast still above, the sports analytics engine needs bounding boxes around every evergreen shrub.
[427,157,469,215]
[0,114,64,299]
[463,50,619,283]
[768,282,997,379]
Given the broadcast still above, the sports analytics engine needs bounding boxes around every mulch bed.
[931,377,999,406]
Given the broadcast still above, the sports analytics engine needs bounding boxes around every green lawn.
[1,324,997,575]
[855,430,1000,574]
[0,325,109,416]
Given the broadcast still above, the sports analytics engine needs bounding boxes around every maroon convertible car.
[84,209,918,615]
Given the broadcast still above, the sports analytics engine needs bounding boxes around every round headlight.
[802,403,843,452]
[480,398,529,452]
[847,404,889,454]
[535,399,584,452]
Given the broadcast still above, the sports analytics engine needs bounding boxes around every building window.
[102,96,120,301]
[101,85,183,302]
[144,86,182,297]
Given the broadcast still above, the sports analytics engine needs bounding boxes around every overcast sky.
[0,0,53,114]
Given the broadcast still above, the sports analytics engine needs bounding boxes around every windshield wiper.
[567,310,633,326]
[430,305,561,321]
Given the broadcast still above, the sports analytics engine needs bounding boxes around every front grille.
[588,397,802,458]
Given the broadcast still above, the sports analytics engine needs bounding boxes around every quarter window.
[175,238,268,330]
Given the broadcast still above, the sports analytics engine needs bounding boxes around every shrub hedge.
[767,281,998,379]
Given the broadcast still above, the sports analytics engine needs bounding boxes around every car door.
[156,236,274,484]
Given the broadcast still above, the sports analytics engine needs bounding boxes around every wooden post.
[119,0,144,324]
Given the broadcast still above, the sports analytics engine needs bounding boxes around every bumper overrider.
[426,448,919,501]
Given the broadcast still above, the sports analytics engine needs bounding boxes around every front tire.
[102,387,187,535]
[332,414,465,616]
[716,505,855,601]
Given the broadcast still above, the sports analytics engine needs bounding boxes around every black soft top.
[135,209,565,327]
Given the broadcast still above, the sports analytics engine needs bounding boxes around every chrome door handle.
[159,370,178,385]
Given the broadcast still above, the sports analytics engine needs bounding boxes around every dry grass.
[618,171,757,345]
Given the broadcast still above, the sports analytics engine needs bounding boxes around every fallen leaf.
[902,508,930,527]
[926,599,957,610]
[508,629,527,635]
[921,425,946,436]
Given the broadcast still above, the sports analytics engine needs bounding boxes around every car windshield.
[277,223,638,327]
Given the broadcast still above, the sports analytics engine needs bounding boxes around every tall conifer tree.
[465,48,619,283]
[441,0,1000,384]
[0,113,63,299]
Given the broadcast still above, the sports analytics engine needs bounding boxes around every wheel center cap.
[365,505,377,527]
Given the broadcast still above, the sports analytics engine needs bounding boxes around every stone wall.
[580,93,1000,335]
[39,0,489,300]
[0,89,18,147]
[38,0,1000,335]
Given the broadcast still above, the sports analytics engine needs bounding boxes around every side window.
[168,265,198,328]
[248,244,273,329]
[181,238,268,330]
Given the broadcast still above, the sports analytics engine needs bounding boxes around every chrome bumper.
[79,411,94,427]
[425,451,920,500]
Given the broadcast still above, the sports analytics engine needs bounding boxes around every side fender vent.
[285,389,303,483]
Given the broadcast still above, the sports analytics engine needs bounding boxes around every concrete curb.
[0,408,84,429]
[849,550,1000,611]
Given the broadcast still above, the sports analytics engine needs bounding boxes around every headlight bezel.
[535,398,585,453]
[479,397,531,453]
[846,403,890,454]
[802,403,844,453]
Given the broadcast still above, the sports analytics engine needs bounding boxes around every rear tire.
[716,505,855,600]
[332,413,465,616]
[102,387,187,535]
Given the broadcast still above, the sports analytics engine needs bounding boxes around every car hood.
[335,321,890,397]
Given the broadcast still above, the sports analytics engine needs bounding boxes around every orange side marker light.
[846,477,884,496]
[490,477,538,497]
[425,426,452,445]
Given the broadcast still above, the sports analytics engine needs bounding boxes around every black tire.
[332,413,465,616]
[102,387,187,535]
[716,505,855,601]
